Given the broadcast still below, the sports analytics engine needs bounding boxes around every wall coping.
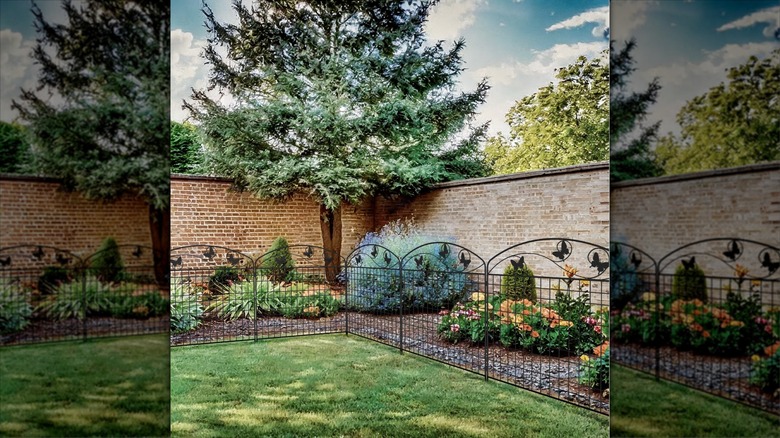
[171,161,609,189]
[0,173,61,183]
[611,161,780,189]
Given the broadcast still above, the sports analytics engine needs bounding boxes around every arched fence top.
[345,243,401,269]
[400,241,486,274]
[486,238,609,280]
[656,238,780,279]
[0,244,85,270]
[81,244,156,268]
[610,242,658,275]
[258,244,345,268]
[170,245,256,269]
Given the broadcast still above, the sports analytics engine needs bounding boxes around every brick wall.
[0,175,152,260]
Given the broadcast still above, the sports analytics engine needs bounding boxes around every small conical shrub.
[91,237,125,283]
[671,262,708,302]
[501,263,537,301]
[261,237,297,283]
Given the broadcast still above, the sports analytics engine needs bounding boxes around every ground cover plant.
[171,334,608,437]
[610,365,779,437]
[0,334,169,437]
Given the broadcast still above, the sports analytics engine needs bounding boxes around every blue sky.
[611,0,780,138]
[169,0,610,134]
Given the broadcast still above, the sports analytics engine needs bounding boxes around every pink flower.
[450,324,460,332]
[766,324,774,334]
[439,309,449,316]
[594,325,602,334]
[584,316,597,326]
[621,324,631,333]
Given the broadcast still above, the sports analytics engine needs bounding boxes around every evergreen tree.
[186,0,489,282]
[12,0,170,287]
[171,121,202,174]
[0,122,31,174]
[609,39,663,182]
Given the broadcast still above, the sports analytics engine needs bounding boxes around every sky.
[611,0,780,138]
[169,0,609,136]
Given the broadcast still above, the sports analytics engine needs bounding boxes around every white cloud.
[546,6,609,38]
[610,1,652,42]
[717,6,780,38]
[0,29,37,122]
[426,0,486,41]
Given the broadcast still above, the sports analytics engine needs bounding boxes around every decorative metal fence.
[611,238,780,415]
[0,244,168,345]
[170,238,610,414]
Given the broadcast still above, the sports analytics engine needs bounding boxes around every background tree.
[171,121,202,174]
[0,122,31,174]
[12,0,170,287]
[656,49,780,174]
[186,0,489,282]
[484,52,608,174]
[609,39,663,182]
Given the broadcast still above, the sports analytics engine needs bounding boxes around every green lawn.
[0,334,170,437]
[171,334,608,437]
[610,364,779,437]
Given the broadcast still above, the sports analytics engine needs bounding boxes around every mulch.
[1,316,168,345]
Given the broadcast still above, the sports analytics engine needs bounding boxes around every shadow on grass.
[171,334,608,438]
[0,334,170,437]
[610,365,779,437]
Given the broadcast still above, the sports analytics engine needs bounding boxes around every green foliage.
[656,49,780,174]
[90,237,125,283]
[12,0,170,211]
[671,263,708,302]
[0,281,33,334]
[609,39,663,182]
[208,266,245,293]
[207,281,339,320]
[38,266,73,295]
[750,349,780,394]
[500,264,536,301]
[261,237,297,284]
[171,121,202,174]
[578,348,610,390]
[485,52,609,174]
[609,244,643,309]
[171,286,204,333]
[0,121,32,174]
[110,292,168,319]
[36,277,117,320]
[436,299,501,345]
[186,1,489,213]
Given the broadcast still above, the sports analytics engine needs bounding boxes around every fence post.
[654,266,661,381]
[81,263,88,342]
[484,266,489,382]
[399,262,404,355]
[253,259,258,343]
[344,266,349,336]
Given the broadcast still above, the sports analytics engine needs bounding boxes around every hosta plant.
[0,282,33,333]
[171,286,204,332]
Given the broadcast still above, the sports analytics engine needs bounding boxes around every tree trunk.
[149,205,170,292]
[319,203,342,284]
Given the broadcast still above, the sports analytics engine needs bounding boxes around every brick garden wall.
[0,175,152,260]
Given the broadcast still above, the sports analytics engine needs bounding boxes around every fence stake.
[253,259,258,343]
[344,268,349,336]
[81,264,88,342]
[654,265,660,381]
[399,262,404,355]
[484,266,489,382]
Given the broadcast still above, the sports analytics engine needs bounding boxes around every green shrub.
[91,237,125,283]
[437,297,501,345]
[38,266,72,295]
[207,281,339,320]
[261,237,297,284]
[500,263,536,301]
[171,286,204,332]
[671,262,708,302]
[208,266,244,294]
[0,282,32,333]
[36,277,115,320]
[110,292,168,319]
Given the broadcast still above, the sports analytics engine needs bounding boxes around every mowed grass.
[610,364,779,437]
[171,334,608,437]
[0,334,170,437]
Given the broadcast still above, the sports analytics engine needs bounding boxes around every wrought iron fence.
[0,244,168,345]
[169,238,610,414]
[611,238,780,415]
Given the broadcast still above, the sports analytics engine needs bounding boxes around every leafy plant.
[38,266,72,295]
[207,281,260,320]
[0,282,33,333]
[36,277,116,320]
[671,262,708,302]
[110,292,168,319]
[90,237,125,283]
[208,266,244,294]
[500,263,537,301]
[750,346,780,394]
[579,347,610,390]
[261,237,297,284]
[171,286,204,333]
[437,295,500,345]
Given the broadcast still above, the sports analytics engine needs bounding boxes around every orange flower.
[691,323,703,332]
[518,323,533,332]
[531,330,540,338]
[563,264,577,279]
[521,299,534,307]
[734,264,749,278]
[729,320,744,328]
[550,320,559,329]
[559,320,574,327]
[702,331,710,338]
[764,341,780,357]
[593,341,609,357]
